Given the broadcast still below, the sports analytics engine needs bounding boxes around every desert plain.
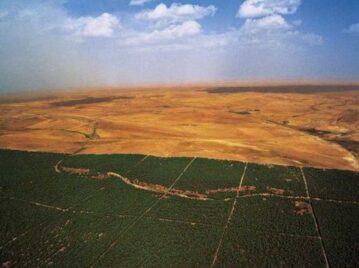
[0,83,358,171]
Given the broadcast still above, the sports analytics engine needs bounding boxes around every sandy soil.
[0,83,358,171]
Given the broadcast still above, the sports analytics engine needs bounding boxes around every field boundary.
[210,162,248,268]
[237,193,359,205]
[301,168,330,268]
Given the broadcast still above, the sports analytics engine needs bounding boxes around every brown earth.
[0,82,358,171]
[266,187,287,195]
[295,201,313,216]
[61,167,90,175]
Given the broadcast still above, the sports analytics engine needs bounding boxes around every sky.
[0,0,358,92]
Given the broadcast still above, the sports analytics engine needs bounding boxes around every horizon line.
[1,79,359,98]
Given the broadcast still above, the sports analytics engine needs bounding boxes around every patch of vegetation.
[48,214,132,267]
[206,85,359,94]
[52,96,134,107]
[334,140,359,157]
[216,227,326,267]
[231,110,251,115]
[242,164,306,196]
[175,158,245,199]
[0,199,61,246]
[304,168,359,201]
[232,196,317,236]
[147,196,233,226]
[300,128,333,136]
[0,151,111,208]
[0,149,358,266]
[96,218,222,267]
[312,200,359,267]
[127,156,192,187]
[62,154,144,175]
[1,212,132,267]
[72,177,159,216]
[0,150,74,203]
[320,238,359,268]
[312,200,359,240]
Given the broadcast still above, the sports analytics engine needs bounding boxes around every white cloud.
[66,13,120,38]
[136,3,217,24]
[238,0,301,18]
[129,0,152,6]
[0,0,330,90]
[128,2,217,49]
[234,0,319,50]
[123,20,201,46]
[344,23,359,36]
[237,13,322,48]
[242,14,292,31]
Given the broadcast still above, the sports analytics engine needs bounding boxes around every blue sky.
[0,0,358,91]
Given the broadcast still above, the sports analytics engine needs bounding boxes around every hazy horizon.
[1,0,359,92]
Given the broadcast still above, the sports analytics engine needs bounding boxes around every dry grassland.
[0,84,358,171]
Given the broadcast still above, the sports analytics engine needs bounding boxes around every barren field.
[0,84,358,171]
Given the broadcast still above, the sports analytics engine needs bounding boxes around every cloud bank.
[1,0,356,92]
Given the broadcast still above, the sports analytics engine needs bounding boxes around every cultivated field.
[0,84,358,171]
[1,149,358,267]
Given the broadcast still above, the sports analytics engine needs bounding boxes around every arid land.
[0,83,358,171]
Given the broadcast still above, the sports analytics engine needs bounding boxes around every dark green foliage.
[127,156,192,187]
[0,150,117,208]
[321,238,359,268]
[207,85,359,94]
[0,199,61,246]
[312,200,359,240]
[147,196,233,225]
[45,173,110,208]
[242,163,306,196]
[313,200,359,267]
[72,177,159,216]
[216,228,326,267]
[1,212,133,267]
[175,158,245,199]
[232,196,317,236]
[61,154,145,174]
[1,149,358,267]
[97,218,222,267]
[304,168,359,201]
[52,96,133,107]
[47,214,132,268]
[0,149,65,199]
